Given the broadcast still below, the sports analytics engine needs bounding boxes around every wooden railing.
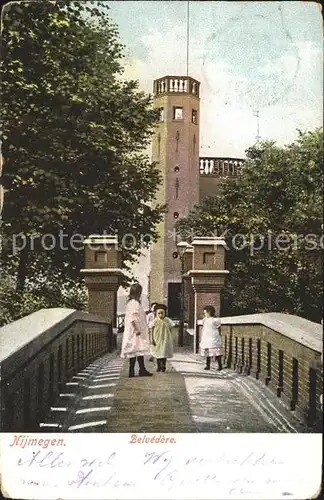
[194,313,323,430]
[0,308,114,432]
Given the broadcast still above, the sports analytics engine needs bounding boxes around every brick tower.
[149,76,200,315]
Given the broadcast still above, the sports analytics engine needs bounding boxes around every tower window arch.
[173,212,179,219]
[157,133,161,157]
[193,134,196,155]
[175,131,180,153]
[175,178,179,199]
[159,107,164,121]
[174,166,180,172]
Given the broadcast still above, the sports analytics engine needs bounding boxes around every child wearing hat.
[150,304,174,372]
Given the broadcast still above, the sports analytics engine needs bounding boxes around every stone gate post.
[188,236,229,330]
[182,245,194,327]
[81,235,124,327]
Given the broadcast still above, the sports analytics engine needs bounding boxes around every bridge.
[1,308,322,434]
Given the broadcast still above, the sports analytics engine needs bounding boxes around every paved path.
[103,358,196,432]
[40,342,308,433]
[170,351,307,433]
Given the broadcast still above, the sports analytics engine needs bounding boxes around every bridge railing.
[195,313,323,429]
[0,308,113,432]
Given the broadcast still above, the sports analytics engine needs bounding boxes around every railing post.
[48,353,55,406]
[195,322,200,354]
[65,338,69,380]
[291,358,299,411]
[256,339,261,380]
[240,338,245,374]
[234,336,238,370]
[37,363,45,425]
[265,342,271,385]
[247,337,252,375]
[23,377,31,430]
[226,325,233,368]
[308,368,317,425]
[80,332,84,369]
[57,344,63,392]
[77,335,81,371]
[90,333,93,359]
[277,350,284,397]
[72,335,75,371]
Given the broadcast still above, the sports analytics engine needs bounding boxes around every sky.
[107,0,323,158]
[102,1,323,299]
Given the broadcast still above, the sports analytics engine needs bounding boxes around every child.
[150,304,174,372]
[199,305,223,371]
[121,283,152,377]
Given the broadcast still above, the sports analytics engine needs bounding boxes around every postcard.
[0,1,322,499]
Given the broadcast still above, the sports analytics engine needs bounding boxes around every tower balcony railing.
[154,76,200,98]
[199,157,245,177]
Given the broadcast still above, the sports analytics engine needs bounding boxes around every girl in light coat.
[150,304,174,372]
[121,283,153,378]
[199,305,223,371]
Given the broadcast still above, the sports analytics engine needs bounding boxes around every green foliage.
[1,0,164,318]
[177,129,323,322]
[0,265,88,326]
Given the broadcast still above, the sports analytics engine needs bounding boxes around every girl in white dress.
[199,305,223,371]
[121,283,153,378]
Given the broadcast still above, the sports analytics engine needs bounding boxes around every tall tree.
[1,1,164,299]
[176,129,323,322]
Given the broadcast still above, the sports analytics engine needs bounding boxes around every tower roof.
[153,75,200,98]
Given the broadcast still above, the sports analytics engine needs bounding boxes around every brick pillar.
[188,284,195,328]
[183,246,193,325]
[188,237,229,348]
[80,235,125,327]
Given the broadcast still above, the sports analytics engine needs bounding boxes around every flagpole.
[186,0,190,76]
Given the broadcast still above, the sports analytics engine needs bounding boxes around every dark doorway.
[168,282,181,319]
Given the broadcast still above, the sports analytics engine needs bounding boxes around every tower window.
[174,166,179,172]
[192,109,198,124]
[175,178,179,199]
[173,212,179,219]
[159,107,164,121]
[173,107,183,120]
